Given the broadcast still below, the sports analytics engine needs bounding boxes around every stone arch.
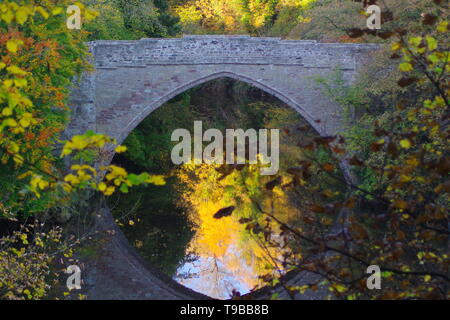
[68,36,378,142]
[118,70,320,145]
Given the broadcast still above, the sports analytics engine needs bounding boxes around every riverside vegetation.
[0,0,448,300]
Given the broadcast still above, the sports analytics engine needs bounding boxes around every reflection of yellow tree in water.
[175,161,303,298]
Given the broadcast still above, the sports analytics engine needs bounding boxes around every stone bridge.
[68,35,378,141]
[68,35,378,300]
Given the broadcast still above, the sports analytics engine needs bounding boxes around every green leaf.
[427,53,440,64]
[119,183,129,193]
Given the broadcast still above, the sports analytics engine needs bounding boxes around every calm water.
[109,181,266,299]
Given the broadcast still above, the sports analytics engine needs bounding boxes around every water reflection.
[110,162,296,299]
[175,246,257,299]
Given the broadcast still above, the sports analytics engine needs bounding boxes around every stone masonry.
[68,35,378,143]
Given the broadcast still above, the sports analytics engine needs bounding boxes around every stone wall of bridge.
[68,35,378,143]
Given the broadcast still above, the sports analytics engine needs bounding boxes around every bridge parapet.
[90,35,378,70]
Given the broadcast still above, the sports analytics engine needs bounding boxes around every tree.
[227,0,449,299]
[0,0,165,299]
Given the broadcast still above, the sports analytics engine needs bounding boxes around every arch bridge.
[68,35,377,141]
[68,35,378,300]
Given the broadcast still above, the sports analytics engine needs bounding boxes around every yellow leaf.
[38,179,49,190]
[3,118,17,127]
[63,183,73,193]
[22,97,32,107]
[35,6,49,19]
[98,182,107,192]
[14,78,27,87]
[104,186,115,196]
[7,65,27,75]
[8,2,19,10]
[8,142,19,153]
[408,36,422,47]
[399,175,412,183]
[3,79,13,88]
[400,139,411,149]
[6,39,23,53]
[0,62,6,70]
[399,62,413,72]
[391,42,401,51]
[17,171,32,180]
[425,36,437,51]
[19,118,30,128]
[330,284,347,293]
[71,164,81,171]
[405,157,419,167]
[1,10,14,24]
[13,154,24,165]
[64,174,80,185]
[146,175,166,186]
[74,2,86,10]
[437,21,448,33]
[7,94,19,109]
[70,135,89,150]
[52,7,63,15]
[15,7,29,25]
[2,108,13,116]
[115,145,127,153]
[61,147,72,157]
[85,9,99,21]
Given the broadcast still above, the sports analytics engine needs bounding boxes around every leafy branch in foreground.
[0,0,165,300]
[0,1,164,219]
[214,1,449,300]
